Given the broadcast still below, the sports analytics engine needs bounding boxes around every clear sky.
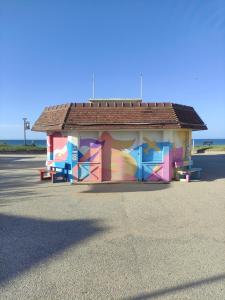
[0,0,225,140]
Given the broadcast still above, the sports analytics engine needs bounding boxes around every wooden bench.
[188,167,202,180]
[49,170,67,183]
[174,160,193,169]
[49,161,68,183]
[174,160,202,182]
[38,162,69,183]
[38,168,51,180]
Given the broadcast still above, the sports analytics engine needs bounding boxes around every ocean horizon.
[1,138,225,147]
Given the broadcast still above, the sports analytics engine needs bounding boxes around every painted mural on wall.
[46,133,68,166]
[46,130,191,183]
[142,135,171,181]
[101,131,139,181]
[172,131,190,162]
[77,135,103,182]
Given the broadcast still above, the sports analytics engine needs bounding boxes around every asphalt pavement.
[0,153,225,299]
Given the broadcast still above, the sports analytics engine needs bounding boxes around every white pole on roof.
[140,73,143,99]
[92,72,95,99]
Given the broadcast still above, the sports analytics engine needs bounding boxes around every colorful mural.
[101,131,139,181]
[142,137,172,181]
[46,130,191,183]
[172,131,189,162]
[46,133,68,167]
[47,135,53,161]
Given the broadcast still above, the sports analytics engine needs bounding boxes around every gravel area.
[0,153,225,299]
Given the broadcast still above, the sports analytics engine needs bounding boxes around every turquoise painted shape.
[67,141,78,182]
[142,163,161,181]
[128,144,141,180]
[142,142,170,163]
[78,163,91,181]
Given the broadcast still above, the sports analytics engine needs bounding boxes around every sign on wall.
[72,145,78,162]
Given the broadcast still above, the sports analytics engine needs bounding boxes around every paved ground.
[0,153,225,300]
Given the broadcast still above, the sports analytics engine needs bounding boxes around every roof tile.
[32,101,207,132]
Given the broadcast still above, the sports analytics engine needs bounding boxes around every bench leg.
[51,173,55,183]
[51,173,66,183]
[40,172,45,180]
[186,174,190,182]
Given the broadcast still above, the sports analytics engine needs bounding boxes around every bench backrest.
[174,160,193,168]
[51,161,66,169]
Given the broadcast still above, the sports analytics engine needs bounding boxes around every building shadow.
[0,155,46,206]
[0,156,44,170]
[79,182,170,193]
[192,154,225,181]
[0,213,107,285]
[0,172,44,189]
[124,273,225,299]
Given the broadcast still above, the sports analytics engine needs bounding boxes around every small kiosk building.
[32,99,207,183]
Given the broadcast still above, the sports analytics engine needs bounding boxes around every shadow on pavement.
[0,213,107,285]
[0,156,45,170]
[0,172,42,189]
[1,154,224,199]
[0,172,45,206]
[79,182,170,193]
[126,273,225,299]
[0,156,47,206]
[193,154,225,181]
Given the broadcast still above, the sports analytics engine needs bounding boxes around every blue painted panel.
[142,163,162,181]
[78,163,90,181]
[142,142,163,163]
[128,144,141,180]
[51,161,66,168]
[142,147,163,162]
[142,142,171,163]
[141,142,172,181]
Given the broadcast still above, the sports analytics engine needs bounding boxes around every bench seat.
[176,167,202,182]
[38,161,69,183]
[38,168,51,180]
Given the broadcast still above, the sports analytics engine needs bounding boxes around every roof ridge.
[70,102,174,107]
[171,104,181,127]
[62,103,73,130]
[44,103,71,111]
[43,102,176,109]
[172,103,193,110]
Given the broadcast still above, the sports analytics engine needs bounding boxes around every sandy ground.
[0,153,225,300]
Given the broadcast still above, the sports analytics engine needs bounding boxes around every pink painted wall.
[101,132,138,181]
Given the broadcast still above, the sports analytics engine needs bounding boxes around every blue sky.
[0,0,225,139]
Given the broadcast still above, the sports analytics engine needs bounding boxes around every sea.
[1,139,225,147]
[0,140,47,147]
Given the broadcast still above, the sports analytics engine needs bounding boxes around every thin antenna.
[140,73,143,99]
[92,72,95,99]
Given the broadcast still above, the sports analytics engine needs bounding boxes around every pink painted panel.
[53,135,68,161]
[101,131,138,181]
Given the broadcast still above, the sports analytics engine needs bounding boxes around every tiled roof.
[32,101,207,132]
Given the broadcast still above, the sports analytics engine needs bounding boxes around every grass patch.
[0,143,46,153]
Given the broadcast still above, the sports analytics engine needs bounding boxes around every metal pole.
[140,73,143,99]
[23,118,27,146]
[92,72,95,99]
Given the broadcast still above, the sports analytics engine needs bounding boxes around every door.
[78,133,102,182]
[142,141,172,182]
